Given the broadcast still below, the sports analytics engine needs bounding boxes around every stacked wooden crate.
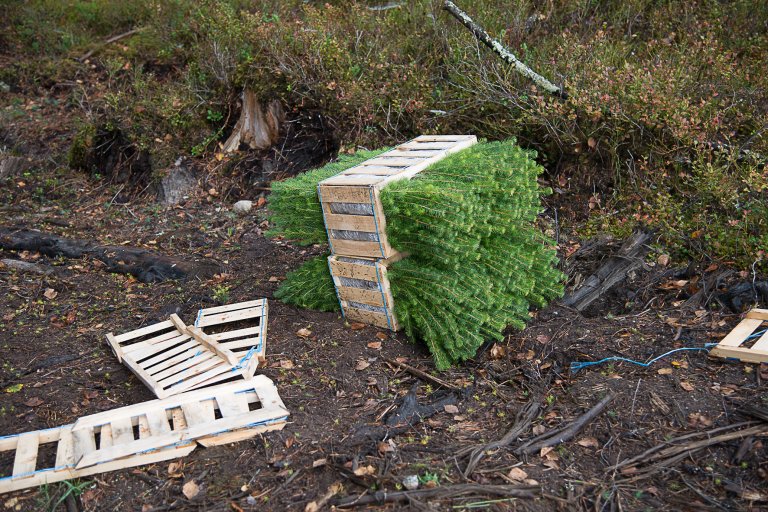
[318,135,477,329]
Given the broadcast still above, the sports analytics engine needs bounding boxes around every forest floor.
[1,77,767,512]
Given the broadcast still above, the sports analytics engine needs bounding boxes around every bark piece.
[562,230,653,311]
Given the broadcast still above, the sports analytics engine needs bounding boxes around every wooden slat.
[181,402,213,427]
[219,337,261,351]
[718,318,763,347]
[751,330,768,351]
[125,333,191,360]
[209,326,261,341]
[137,416,151,439]
[710,345,768,364]
[339,165,409,176]
[337,286,385,307]
[167,362,230,395]
[72,429,96,464]
[412,135,473,142]
[197,421,286,447]
[215,392,250,418]
[106,333,123,362]
[155,354,220,386]
[12,432,39,478]
[318,185,372,203]
[361,157,423,167]
[196,306,265,328]
[200,299,265,316]
[145,343,204,374]
[323,213,377,232]
[55,428,75,467]
[110,417,135,445]
[114,320,174,343]
[344,307,391,329]
[145,409,171,436]
[388,149,446,157]
[327,239,383,258]
[329,258,378,281]
[747,309,768,321]
[99,424,113,448]
[324,174,387,186]
[186,326,239,366]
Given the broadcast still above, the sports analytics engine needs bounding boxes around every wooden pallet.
[0,377,287,494]
[328,254,402,330]
[106,300,268,398]
[318,135,477,258]
[709,308,768,363]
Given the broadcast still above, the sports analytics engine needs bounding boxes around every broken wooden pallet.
[0,377,288,494]
[106,299,268,397]
[709,308,768,364]
[318,135,477,259]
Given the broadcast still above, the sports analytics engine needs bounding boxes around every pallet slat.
[710,309,768,364]
[12,432,39,478]
[329,255,399,331]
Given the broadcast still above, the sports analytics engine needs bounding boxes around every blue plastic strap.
[570,345,715,373]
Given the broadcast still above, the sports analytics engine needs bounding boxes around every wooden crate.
[0,378,288,493]
[106,299,268,398]
[328,254,401,331]
[709,308,768,363]
[318,135,477,258]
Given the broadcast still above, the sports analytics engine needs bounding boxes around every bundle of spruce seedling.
[268,139,563,369]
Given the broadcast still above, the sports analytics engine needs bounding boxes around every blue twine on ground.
[570,343,719,373]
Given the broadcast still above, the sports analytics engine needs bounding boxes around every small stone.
[246,496,257,506]
[233,200,253,214]
[402,475,419,490]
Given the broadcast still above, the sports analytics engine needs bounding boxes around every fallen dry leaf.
[680,381,695,392]
[353,465,376,477]
[280,360,295,369]
[375,332,387,340]
[23,397,44,407]
[536,334,550,344]
[367,341,382,350]
[168,462,183,478]
[296,328,312,338]
[312,458,327,468]
[489,343,506,359]
[268,276,280,282]
[444,404,459,414]
[540,446,556,458]
[657,254,670,266]
[507,467,528,481]
[349,322,367,330]
[182,480,200,499]
[688,412,712,428]
[43,288,57,300]
[532,424,546,435]
[355,359,370,371]
[577,437,599,448]
[657,368,673,375]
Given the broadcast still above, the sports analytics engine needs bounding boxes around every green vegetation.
[269,140,563,369]
[274,254,339,312]
[1,0,766,266]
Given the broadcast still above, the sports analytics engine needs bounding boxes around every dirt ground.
[1,89,767,512]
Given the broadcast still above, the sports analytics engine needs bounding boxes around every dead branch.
[383,357,460,390]
[77,28,146,62]
[611,423,768,483]
[460,401,540,476]
[0,258,52,275]
[334,483,537,507]
[0,228,221,283]
[562,230,653,311]
[515,392,615,455]
[442,1,565,99]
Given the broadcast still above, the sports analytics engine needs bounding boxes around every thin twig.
[516,392,616,455]
[383,357,459,390]
[78,28,146,62]
[333,483,537,507]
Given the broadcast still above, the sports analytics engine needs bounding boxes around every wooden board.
[106,300,268,397]
[328,255,399,331]
[318,135,477,259]
[63,377,287,469]
[709,309,768,364]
